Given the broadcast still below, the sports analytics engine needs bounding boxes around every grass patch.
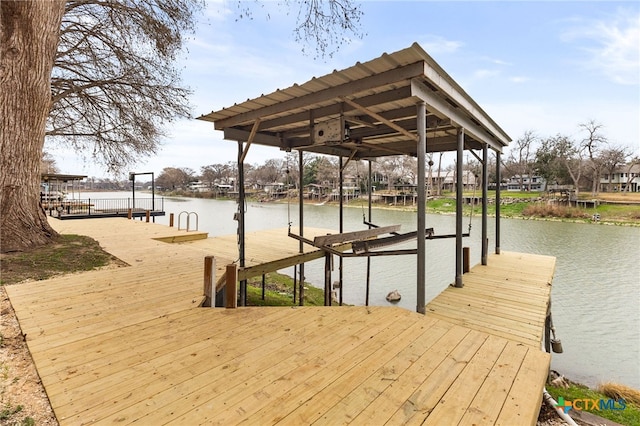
[547,382,640,425]
[0,234,124,285]
[245,272,327,306]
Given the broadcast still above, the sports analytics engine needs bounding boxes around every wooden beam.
[411,78,504,152]
[352,228,434,254]
[239,118,261,163]
[340,149,358,172]
[203,256,215,307]
[313,225,401,247]
[225,264,238,309]
[238,250,326,281]
[340,97,418,142]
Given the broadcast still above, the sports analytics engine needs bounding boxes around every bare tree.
[47,0,202,172]
[234,0,364,59]
[579,120,608,195]
[155,167,195,191]
[254,158,285,186]
[1,1,66,253]
[600,147,629,192]
[201,164,227,188]
[623,156,640,192]
[315,156,339,188]
[503,130,537,191]
[41,152,60,175]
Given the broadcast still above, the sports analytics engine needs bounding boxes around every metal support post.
[455,128,464,288]
[482,143,488,265]
[238,142,247,305]
[495,151,501,254]
[416,102,427,312]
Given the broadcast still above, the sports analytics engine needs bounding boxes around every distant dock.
[44,196,165,220]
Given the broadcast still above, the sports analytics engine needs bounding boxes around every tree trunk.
[1,1,65,253]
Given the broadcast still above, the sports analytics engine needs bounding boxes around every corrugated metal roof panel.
[198,42,512,154]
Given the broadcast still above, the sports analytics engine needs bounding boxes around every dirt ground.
[1,286,58,426]
[595,192,640,202]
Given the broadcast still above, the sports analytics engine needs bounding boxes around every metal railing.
[178,211,198,231]
[44,197,164,217]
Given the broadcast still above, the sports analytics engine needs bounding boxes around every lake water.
[84,192,640,390]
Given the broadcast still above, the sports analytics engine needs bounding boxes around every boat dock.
[5,217,555,425]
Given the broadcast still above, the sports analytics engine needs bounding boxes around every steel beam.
[416,101,427,313]
[455,128,464,288]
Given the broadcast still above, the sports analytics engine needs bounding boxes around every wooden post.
[324,252,332,306]
[225,264,238,309]
[203,256,215,307]
[127,208,132,220]
[145,210,150,222]
[463,247,470,273]
[169,212,174,227]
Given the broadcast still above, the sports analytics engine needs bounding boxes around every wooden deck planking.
[427,251,555,347]
[5,217,554,425]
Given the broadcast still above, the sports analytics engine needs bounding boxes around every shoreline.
[146,188,640,227]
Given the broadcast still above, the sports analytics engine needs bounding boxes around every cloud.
[418,35,464,55]
[509,76,530,83]
[562,8,640,85]
[473,69,501,80]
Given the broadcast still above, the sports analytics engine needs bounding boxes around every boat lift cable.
[468,175,477,234]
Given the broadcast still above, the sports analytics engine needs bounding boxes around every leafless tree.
[254,158,286,186]
[155,167,195,191]
[599,147,629,192]
[47,0,202,172]
[503,130,537,191]
[315,156,339,188]
[201,164,227,188]
[234,0,364,59]
[623,156,640,192]
[41,152,60,175]
[579,120,608,195]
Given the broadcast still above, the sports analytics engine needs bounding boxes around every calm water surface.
[88,192,640,389]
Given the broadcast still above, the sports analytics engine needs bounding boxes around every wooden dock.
[5,218,555,425]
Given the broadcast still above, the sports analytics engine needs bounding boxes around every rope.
[468,174,477,233]
[356,160,366,222]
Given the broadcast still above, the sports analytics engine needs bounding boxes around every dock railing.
[45,197,164,218]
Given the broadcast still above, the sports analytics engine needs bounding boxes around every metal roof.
[198,42,512,159]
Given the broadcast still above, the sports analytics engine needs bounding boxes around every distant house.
[506,175,546,192]
[432,170,478,192]
[600,164,640,192]
[189,181,210,192]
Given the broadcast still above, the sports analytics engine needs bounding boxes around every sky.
[48,1,640,179]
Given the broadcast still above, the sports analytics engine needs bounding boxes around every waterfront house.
[600,163,640,192]
[506,174,546,191]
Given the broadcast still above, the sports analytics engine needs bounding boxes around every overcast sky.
[48,1,640,179]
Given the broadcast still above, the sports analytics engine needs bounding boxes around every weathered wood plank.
[460,340,530,425]
[313,224,401,246]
